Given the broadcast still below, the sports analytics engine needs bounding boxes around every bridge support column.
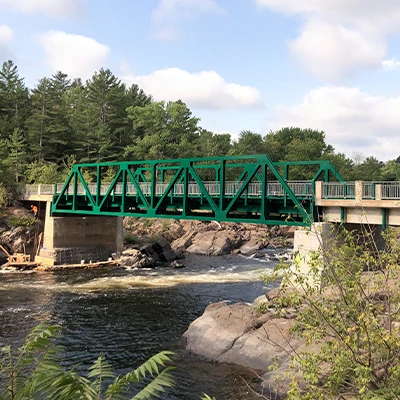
[291,222,385,289]
[36,201,123,265]
[290,222,333,289]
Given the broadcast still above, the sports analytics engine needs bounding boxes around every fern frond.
[87,354,116,397]
[127,351,175,383]
[201,394,217,400]
[131,367,175,400]
[104,351,174,399]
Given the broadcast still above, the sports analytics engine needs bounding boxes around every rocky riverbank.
[0,208,295,270]
[124,217,295,255]
[183,287,313,399]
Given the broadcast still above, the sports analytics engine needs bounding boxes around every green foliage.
[266,226,400,399]
[7,216,35,227]
[0,322,175,400]
[201,395,217,400]
[0,58,396,185]
[0,183,8,209]
[124,232,140,245]
[25,160,61,184]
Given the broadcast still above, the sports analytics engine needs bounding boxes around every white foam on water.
[0,267,277,292]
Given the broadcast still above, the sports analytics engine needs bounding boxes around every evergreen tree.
[86,68,126,161]
[0,60,30,141]
[5,128,27,183]
[26,77,53,161]
[125,100,200,160]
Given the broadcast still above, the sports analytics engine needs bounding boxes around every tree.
[125,100,200,160]
[26,77,54,161]
[0,60,30,141]
[230,130,265,156]
[263,127,332,162]
[86,68,126,161]
[380,159,400,181]
[354,156,383,181]
[5,128,27,183]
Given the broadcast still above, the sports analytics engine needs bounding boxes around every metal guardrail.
[22,181,314,198]
[380,182,400,200]
[322,182,356,199]
[322,181,400,200]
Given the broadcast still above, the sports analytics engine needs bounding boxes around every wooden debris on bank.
[1,259,120,272]
[35,259,120,271]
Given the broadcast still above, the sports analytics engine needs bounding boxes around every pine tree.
[5,128,27,183]
[0,60,30,141]
[86,68,126,162]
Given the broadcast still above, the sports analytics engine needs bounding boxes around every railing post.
[315,181,322,202]
[355,181,363,203]
[38,184,41,196]
[375,184,382,201]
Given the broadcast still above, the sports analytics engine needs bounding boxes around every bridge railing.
[322,182,356,199]
[22,181,314,198]
[380,182,400,200]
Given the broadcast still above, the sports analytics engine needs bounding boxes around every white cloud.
[121,67,262,110]
[0,0,84,18]
[0,25,12,45]
[152,0,225,40]
[382,58,400,71]
[0,25,13,60]
[270,86,400,161]
[289,20,386,80]
[254,0,400,80]
[38,31,110,80]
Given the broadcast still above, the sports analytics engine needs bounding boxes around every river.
[0,253,280,399]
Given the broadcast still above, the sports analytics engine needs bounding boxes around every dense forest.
[0,59,398,190]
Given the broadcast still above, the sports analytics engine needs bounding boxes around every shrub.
[7,215,36,227]
[265,226,400,399]
[124,232,140,245]
[0,183,8,209]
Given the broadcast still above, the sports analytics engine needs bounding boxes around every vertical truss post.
[121,167,127,213]
[96,165,101,207]
[72,170,78,211]
[261,163,267,221]
[151,163,157,210]
[183,161,190,217]
[160,168,165,183]
[325,169,329,182]
[219,160,226,214]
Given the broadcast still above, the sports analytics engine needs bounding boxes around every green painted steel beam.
[51,154,341,227]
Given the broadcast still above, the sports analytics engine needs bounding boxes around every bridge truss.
[51,155,343,227]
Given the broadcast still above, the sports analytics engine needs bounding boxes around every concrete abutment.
[292,222,385,288]
[36,201,123,265]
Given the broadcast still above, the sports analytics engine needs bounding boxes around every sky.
[1,0,400,161]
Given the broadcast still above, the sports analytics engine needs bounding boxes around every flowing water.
[0,254,280,399]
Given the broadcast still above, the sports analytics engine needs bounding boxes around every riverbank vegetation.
[0,59,399,196]
[0,322,175,400]
[262,226,400,399]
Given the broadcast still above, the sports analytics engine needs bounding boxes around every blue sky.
[1,0,400,161]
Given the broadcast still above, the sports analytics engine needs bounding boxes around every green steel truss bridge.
[50,155,344,227]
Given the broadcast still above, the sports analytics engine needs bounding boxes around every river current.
[0,254,279,399]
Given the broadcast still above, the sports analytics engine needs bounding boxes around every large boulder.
[186,231,236,256]
[120,248,155,268]
[184,302,259,360]
[239,238,265,255]
[183,298,310,397]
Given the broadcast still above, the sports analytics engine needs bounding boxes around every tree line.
[0,59,398,187]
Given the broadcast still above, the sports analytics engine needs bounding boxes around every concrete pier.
[291,222,385,289]
[36,201,123,265]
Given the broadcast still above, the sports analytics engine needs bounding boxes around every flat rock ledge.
[183,295,311,399]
